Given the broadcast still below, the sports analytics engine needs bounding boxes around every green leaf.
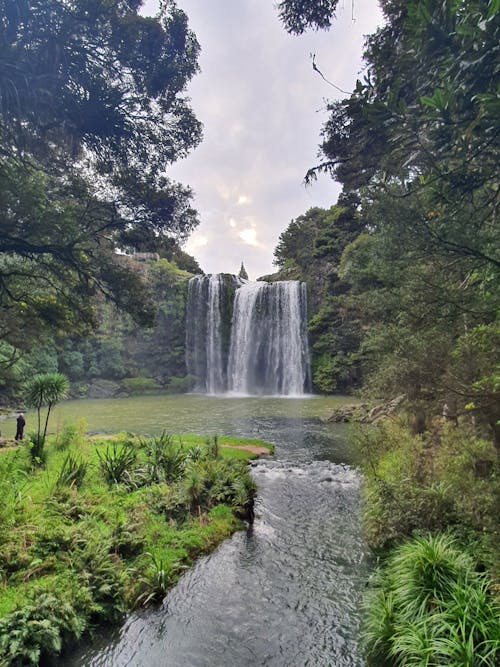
[487,0,500,20]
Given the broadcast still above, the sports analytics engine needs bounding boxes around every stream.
[5,394,370,666]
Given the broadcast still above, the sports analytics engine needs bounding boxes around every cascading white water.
[206,275,225,394]
[227,281,310,395]
[185,275,207,391]
[186,275,310,396]
[185,274,240,394]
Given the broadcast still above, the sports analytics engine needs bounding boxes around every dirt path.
[220,444,271,455]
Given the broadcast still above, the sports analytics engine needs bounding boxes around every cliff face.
[59,258,196,398]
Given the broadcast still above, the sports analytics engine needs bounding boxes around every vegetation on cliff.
[0,256,202,404]
[0,0,203,404]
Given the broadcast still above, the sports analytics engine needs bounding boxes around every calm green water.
[1,393,358,462]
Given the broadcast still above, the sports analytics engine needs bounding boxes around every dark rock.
[87,380,121,399]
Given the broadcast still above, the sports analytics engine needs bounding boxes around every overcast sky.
[142,1,383,279]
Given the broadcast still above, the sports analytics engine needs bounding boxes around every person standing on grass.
[15,413,25,440]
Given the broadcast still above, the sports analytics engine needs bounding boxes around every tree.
[0,0,202,341]
[25,372,69,461]
[304,1,499,269]
[277,0,500,442]
[276,0,341,34]
[238,263,248,280]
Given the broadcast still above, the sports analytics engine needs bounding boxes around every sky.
[142,1,384,279]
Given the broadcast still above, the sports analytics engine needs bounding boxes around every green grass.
[0,430,271,665]
[363,533,500,666]
[174,433,274,455]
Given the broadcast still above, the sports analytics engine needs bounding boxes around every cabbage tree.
[25,372,69,447]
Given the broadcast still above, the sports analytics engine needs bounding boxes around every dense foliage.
[0,0,202,391]
[0,253,199,404]
[277,0,499,445]
[276,1,500,662]
[0,430,266,665]
[363,533,500,666]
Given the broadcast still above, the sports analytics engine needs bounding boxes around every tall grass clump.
[133,552,178,607]
[363,533,500,666]
[140,432,187,483]
[54,419,86,451]
[96,442,137,486]
[55,453,88,489]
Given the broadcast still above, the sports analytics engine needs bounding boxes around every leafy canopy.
[0,0,202,347]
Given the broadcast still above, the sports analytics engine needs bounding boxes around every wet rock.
[324,403,369,423]
[325,395,406,424]
[87,379,121,399]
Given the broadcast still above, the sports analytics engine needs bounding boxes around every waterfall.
[186,276,310,396]
[227,281,310,395]
[185,274,239,393]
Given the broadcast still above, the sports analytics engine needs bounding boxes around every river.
[5,394,370,666]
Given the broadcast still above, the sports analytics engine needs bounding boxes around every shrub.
[0,591,86,666]
[356,420,500,562]
[121,377,161,395]
[70,535,126,622]
[205,434,219,459]
[55,453,88,489]
[0,449,30,542]
[165,374,196,394]
[133,552,177,607]
[27,432,47,466]
[54,420,86,451]
[181,459,256,515]
[96,442,137,486]
[363,533,500,666]
[140,433,187,483]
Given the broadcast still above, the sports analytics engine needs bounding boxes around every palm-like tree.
[25,372,69,446]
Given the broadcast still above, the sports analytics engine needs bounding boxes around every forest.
[272,1,500,663]
[0,0,499,665]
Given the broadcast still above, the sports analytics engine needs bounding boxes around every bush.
[121,377,161,395]
[55,453,88,489]
[70,537,126,622]
[165,374,196,394]
[140,433,187,483]
[133,552,177,607]
[96,442,137,486]
[54,420,86,450]
[363,533,500,666]
[356,420,500,565]
[0,591,86,666]
[181,458,256,515]
[27,433,46,466]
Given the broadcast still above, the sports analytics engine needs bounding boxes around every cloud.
[239,228,259,246]
[142,0,384,278]
[184,233,208,255]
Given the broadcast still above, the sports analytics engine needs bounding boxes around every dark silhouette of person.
[15,413,25,441]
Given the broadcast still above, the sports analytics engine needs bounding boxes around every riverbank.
[357,417,500,665]
[0,430,273,666]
